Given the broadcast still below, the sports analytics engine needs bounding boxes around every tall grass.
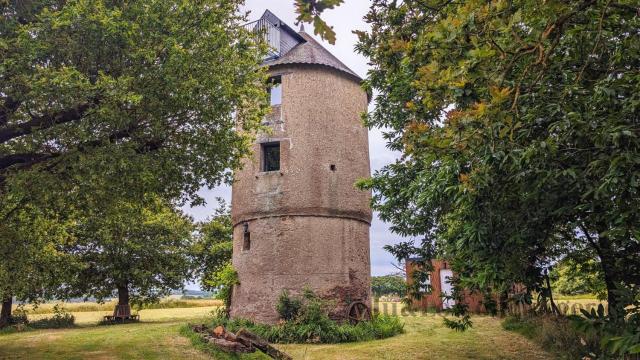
[502,315,598,359]
[16,298,222,315]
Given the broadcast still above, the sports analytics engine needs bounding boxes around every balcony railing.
[243,18,281,60]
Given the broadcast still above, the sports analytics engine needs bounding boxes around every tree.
[0,165,85,327]
[0,0,268,325]
[355,0,639,326]
[371,274,406,298]
[191,198,233,295]
[65,195,194,308]
[1,0,267,191]
[0,191,78,327]
[550,258,606,299]
[190,199,240,314]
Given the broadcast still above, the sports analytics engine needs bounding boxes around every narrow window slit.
[242,223,251,251]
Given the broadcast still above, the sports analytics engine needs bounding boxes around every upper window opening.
[269,76,282,106]
[262,142,280,172]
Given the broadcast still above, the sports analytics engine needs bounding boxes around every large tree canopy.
[65,195,194,307]
[0,0,268,200]
[0,0,269,325]
[355,0,639,326]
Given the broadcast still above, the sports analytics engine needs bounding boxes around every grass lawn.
[279,315,552,360]
[0,306,219,360]
[0,305,553,359]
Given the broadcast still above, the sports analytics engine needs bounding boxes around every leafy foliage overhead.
[0,0,269,204]
[294,0,344,44]
[355,0,639,336]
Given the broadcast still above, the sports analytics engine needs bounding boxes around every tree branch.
[579,223,603,259]
[0,97,21,126]
[0,125,136,172]
[0,103,93,144]
[0,153,58,170]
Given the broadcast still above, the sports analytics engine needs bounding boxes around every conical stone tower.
[230,11,371,324]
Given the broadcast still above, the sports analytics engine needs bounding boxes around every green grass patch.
[502,315,537,338]
[0,306,554,360]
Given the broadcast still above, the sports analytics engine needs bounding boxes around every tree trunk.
[0,297,12,328]
[498,290,508,316]
[583,222,624,321]
[597,236,623,321]
[117,285,129,306]
[544,270,560,316]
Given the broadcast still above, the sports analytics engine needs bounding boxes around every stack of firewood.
[190,324,292,360]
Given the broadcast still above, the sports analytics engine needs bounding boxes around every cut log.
[211,338,254,353]
[236,328,292,360]
[223,331,238,342]
[190,323,289,358]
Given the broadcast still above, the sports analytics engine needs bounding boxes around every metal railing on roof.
[243,18,281,60]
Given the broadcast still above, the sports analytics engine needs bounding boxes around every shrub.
[570,300,640,358]
[209,288,404,344]
[276,290,301,321]
[8,310,29,326]
[205,263,239,310]
[29,305,75,329]
[208,312,403,344]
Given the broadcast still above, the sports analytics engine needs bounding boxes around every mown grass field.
[0,300,557,360]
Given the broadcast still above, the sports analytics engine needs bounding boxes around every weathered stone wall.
[230,64,371,323]
[230,216,370,323]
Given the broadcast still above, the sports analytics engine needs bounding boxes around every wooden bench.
[103,304,139,323]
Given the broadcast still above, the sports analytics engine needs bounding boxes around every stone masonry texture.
[229,62,372,324]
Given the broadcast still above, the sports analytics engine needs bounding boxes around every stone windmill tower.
[230,10,371,324]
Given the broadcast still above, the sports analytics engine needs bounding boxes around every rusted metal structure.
[230,10,371,324]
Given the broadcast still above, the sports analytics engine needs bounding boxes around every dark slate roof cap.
[265,31,362,83]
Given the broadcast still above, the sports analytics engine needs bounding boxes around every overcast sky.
[181,0,410,285]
